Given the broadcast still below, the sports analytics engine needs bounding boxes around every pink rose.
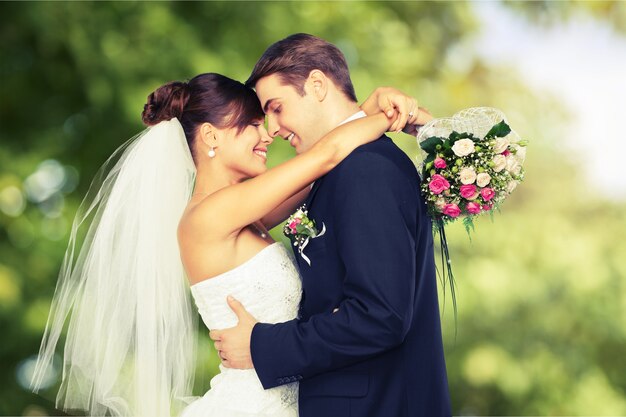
[288,221,298,232]
[466,202,481,214]
[434,157,447,169]
[428,174,450,195]
[502,149,511,156]
[482,203,493,211]
[460,184,478,200]
[480,187,495,201]
[442,203,461,218]
[295,218,302,225]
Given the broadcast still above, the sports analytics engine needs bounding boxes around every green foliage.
[504,1,626,33]
[449,130,478,143]
[420,136,445,155]
[485,120,512,139]
[1,2,625,416]
[462,216,475,241]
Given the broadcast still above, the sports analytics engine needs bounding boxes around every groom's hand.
[209,295,258,369]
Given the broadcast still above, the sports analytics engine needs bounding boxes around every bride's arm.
[190,113,394,236]
[260,87,428,230]
[361,87,433,133]
[260,186,310,231]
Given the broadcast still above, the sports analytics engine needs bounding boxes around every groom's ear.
[306,69,328,102]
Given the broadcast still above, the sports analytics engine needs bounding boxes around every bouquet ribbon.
[298,223,326,266]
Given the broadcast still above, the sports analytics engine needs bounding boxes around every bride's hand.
[402,107,434,136]
[361,87,431,133]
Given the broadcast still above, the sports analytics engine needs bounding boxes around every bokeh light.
[1,2,624,416]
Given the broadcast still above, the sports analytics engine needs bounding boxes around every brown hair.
[142,73,264,162]
[245,33,357,102]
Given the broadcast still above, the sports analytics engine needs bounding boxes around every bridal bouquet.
[416,107,527,322]
[418,107,527,229]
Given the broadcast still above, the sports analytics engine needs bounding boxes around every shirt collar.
[338,110,367,126]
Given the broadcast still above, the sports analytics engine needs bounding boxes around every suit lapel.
[290,179,323,272]
[304,177,324,208]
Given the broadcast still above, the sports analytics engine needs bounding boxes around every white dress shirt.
[338,110,367,126]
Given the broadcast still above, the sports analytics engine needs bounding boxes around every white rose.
[476,172,491,187]
[493,137,510,154]
[459,167,477,185]
[506,154,522,175]
[507,180,518,194]
[493,154,507,172]
[452,139,475,157]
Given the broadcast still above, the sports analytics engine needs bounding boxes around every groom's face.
[254,73,325,154]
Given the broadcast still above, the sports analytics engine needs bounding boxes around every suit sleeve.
[250,151,419,389]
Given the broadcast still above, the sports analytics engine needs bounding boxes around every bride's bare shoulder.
[178,197,238,243]
[177,199,242,283]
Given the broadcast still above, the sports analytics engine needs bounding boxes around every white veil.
[30,118,198,417]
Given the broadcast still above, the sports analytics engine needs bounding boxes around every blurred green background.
[1,1,625,416]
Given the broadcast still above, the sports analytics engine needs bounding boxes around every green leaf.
[463,216,475,242]
[448,132,460,146]
[485,120,511,138]
[295,224,310,234]
[420,136,444,154]
[449,131,474,145]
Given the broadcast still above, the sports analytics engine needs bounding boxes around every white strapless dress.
[180,242,302,417]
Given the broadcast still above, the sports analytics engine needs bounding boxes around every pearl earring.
[208,147,216,158]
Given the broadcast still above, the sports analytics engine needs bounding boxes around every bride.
[29,72,423,416]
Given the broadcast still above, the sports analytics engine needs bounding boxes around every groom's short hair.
[246,33,357,103]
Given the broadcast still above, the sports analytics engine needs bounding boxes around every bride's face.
[218,118,274,180]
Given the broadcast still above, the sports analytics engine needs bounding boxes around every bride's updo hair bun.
[142,81,190,126]
[141,73,264,164]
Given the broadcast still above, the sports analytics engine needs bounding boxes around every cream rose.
[507,180,518,194]
[452,139,475,157]
[513,144,527,163]
[476,172,491,187]
[506,154,522,175]
[493,154,507,172]
[493,137,510,154]
[435,197,446,212]
[459,167,477,185]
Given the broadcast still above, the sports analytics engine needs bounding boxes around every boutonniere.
[283,205,326,266]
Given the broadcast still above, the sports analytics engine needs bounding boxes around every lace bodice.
[182,242,302,417]
[191,242,302,329]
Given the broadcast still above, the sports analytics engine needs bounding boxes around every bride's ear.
[306,70,328,102]
[199,122,219,149]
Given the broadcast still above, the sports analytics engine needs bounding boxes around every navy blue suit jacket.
[251,136,451,417]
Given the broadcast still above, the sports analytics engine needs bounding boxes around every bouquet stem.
[435,218,458,338]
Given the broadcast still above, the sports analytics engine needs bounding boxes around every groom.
[211,33,451,417]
